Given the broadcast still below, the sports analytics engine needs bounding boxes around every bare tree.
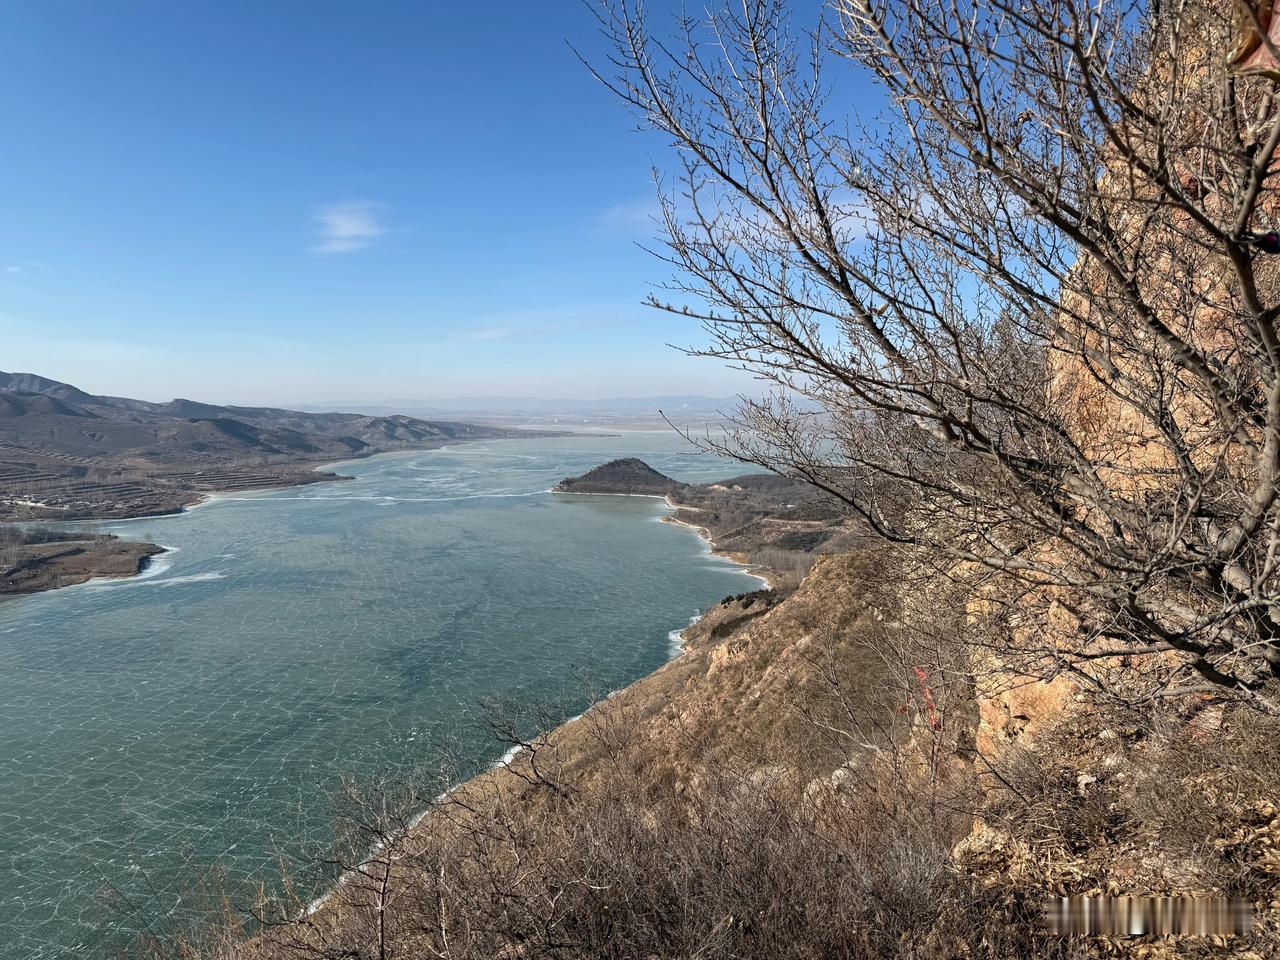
[588,0,1280,711]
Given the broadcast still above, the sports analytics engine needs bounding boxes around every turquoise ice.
[0,432,761,958]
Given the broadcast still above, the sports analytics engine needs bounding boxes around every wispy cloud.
[459,323,566,342]
[311,200,387,254]
[2,261,53,277]
[594,197,662,234]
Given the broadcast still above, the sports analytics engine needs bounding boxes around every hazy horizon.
[1,365,754,414]
[0,352,759,409]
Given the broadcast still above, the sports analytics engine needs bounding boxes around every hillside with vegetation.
[666,471,862,584]
[555,458,861,587]
[152,548,1280,959]
[0,371,547,521]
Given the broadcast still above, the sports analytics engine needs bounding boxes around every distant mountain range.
[0,372,545,520]
[0,371,525,465]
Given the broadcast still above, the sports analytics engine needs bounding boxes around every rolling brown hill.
[0,371,546,520]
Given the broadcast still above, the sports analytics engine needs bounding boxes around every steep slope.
[0,372,98,405]
[238,545,1280,959]
[243,551,1002,960]
[0,392,98,419]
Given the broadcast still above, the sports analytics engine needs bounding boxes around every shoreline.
[549,489,670,499]
[0,536,168,599]
[659,503,773,592]
[5,447,486,594]
[67,544,179,592]
[2,434,534,529]
[661,515,772,592]
[10,482,328,528]
[552,487,772,591]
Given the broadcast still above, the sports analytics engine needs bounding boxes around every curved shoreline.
[5,439,495,530]
[553,487,771,590]
[659,502,772,592]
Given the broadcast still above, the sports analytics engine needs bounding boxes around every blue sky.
[0,2,768,405]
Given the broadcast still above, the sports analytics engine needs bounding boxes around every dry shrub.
[143,658,1042,956]
[964,703,1280,958]
[210,759,1039,960]
[138,549,1280,959]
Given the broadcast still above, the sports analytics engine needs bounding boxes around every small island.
[0,529,165,597]
[552,457,689,496]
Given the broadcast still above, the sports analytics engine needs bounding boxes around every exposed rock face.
[552,458,687,496]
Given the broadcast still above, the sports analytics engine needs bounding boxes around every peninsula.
[554,458,858,588]
[0,528,164,597]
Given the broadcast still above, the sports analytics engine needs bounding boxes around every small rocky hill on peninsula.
[555,458,863,587]
[552,457,688,496]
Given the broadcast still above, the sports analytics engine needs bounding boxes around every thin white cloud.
[311,200,387,254]
[459,323,566,342]
[594,197,662,233]
[2,261,54,276]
